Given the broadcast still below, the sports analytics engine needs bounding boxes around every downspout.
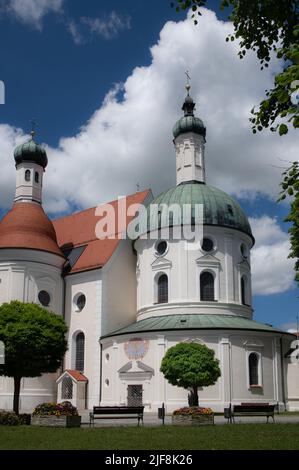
[99,340,103,404]
[280,336,287,411]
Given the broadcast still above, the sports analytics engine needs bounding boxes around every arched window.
[25,170,31,182]
[61,376,73,400]
[200,272,215,301]
[157,274,168,304]
[241,276,246,305]
[35,171,39,183]
[75,332,85,372]
[249,353,259,386]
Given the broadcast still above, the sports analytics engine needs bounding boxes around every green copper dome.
[173,115,206,139]
[137,183,253,241]
[173,90,206,139]
[14,137,48,169]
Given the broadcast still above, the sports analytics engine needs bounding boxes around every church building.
[0,85,297,413]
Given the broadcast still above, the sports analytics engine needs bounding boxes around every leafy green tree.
[160,342,221,406]
[0,301,68,415]
[171,0,299,134]
[278,161,299,285]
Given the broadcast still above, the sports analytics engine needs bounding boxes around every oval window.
[74,294,86,312]
[201,238,214,252]
[156,241,167,256]
[38,290,51,307]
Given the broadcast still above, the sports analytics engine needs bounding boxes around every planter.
[172,414,214,426]
[31,415,81,428]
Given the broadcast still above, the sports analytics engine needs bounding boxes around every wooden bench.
[89,406,144,427]
[225,403,275,423]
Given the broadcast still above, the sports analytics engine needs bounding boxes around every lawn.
[1,424,299,450]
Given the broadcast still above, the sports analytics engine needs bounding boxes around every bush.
[32,401,78,417]
[173,407,214,416]
[0,411,20,426]
[18,414,31,425]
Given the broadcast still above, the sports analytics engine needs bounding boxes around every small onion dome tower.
[14,130,48,205]
[173,84,206,185]
[0,131,63,258]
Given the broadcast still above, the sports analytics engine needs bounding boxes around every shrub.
[18,414,31,425]
[32,401,78,417]
[0,410,20,426]
[173,407,214,416]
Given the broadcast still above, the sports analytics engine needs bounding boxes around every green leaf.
[279,123,288,135]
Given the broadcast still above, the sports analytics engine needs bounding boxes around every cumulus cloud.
[5,0,64,29]
[250,216,295,295]
[0,8,298,216]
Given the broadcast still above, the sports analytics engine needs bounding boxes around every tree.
[0,301,68,415]
[278,161,299,286]
[160,342,221,406]
[171,0,299,135]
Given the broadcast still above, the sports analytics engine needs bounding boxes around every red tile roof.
[53,190,151,274]
[0,202,64,258]
[65,370,88,382]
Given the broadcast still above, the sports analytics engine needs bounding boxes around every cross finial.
[136,182,140,193]
[30,119,38,140]
[185,70,191,94]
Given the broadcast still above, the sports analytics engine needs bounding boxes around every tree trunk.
[13,376,21,415]
[193,386,199,407]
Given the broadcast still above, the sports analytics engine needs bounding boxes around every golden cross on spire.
[185,70,191,94]
[30,119,38,139]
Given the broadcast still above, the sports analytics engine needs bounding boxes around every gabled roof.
[53,190,151,274]
[57,369,88,383]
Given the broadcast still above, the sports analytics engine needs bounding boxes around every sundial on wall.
[124,338,149,360]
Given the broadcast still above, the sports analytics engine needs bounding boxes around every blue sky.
[0,0,297,329]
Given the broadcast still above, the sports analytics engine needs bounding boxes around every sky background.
[0,0,298,330]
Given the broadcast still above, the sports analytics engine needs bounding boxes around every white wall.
[100,329,282,413]
[0,248,64,412]
[135,226,253,320]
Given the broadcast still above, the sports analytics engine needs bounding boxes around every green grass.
[1,424,299,450]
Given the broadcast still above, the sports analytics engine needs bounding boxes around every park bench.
[225,403,275,423]
[89,406,144,427]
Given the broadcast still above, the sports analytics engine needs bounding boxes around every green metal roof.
[173,115,206,139]
[14,138,48,169]
[101,314,287,339]
[137,183,253,241]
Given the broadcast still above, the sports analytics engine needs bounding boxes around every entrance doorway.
[127,385,143,406]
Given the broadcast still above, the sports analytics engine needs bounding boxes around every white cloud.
[67,20,84,45]
[81,12,131,40]
[5,0,64,29]
[250,216,295,295]
[0,9,298,217]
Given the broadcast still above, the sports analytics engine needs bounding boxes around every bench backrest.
[233,405,275,413]
[93,406,144,415]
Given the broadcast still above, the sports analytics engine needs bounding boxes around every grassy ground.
[1,424,299,450]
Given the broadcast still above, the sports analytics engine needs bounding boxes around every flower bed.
[31,401,81,428]
[172,407,214,426]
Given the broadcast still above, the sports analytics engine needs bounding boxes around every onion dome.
[137,183,254,242]
[173,86,206,139]
[14,132,48,169]
[0,203,64,257]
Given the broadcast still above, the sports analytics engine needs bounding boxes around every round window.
[74,294,86,312]
[38,290,51,307]
[201,238,214,252]
[156,241,167,256]
[241,243,248,258]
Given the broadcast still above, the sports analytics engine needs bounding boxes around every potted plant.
[31,401,81,427]
[172,406,214,426]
